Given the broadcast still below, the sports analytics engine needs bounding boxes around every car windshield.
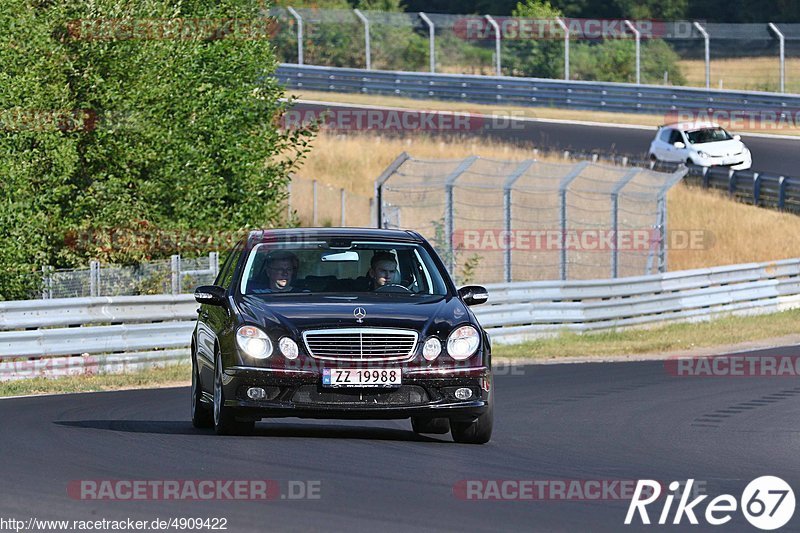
[239,241,449,296]
[686,127,733,144]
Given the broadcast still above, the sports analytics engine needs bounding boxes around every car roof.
[246,227,425,247]
[662,121,721,132]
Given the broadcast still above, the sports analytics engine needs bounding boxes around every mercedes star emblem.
[354,307,367,323]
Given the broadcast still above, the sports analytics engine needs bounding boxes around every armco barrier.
[1,257,799,380]
[275,64,800,116]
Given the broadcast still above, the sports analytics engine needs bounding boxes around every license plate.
[322,368,402,387]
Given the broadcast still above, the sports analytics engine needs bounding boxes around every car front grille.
[302,328,418,361]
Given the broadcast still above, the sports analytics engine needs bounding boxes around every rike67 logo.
[625,477,795,530]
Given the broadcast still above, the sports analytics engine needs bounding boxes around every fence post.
[444,157,478,275]
[610,168,639,278]
[693,22,710,89]
[555,17,570,81]
[312,179,318,226]
[768,23,785,93]
[41,265,53,299]
[287,7,304,65]
[209,252,219,279]
[752,173,761,206]
[353,9,371,70]
[171,254,181,295]
[503,160,536,282]
[419,12,435,73]
[340,188,346,226]
[484,15,501,76]
[558,162,588,280]
[374,152,411,228]
[89,260,100,297]
[778,176,787,209]
[624,20,641,85]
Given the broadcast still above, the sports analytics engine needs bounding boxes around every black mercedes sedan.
[191,228,492,444]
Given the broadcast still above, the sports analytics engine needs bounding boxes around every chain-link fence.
[376,153,686,284]
[288,175,373,227]
[36,253,219,299]
[269,7,799,93]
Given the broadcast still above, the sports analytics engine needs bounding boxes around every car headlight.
[236,326,272,359]
[279,337,299,360]
[447,325,480,360]
[422,337,442,361]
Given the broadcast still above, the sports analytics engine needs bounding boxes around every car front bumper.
[221,365,492,421]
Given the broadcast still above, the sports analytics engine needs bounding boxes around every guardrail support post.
[768,23,785,93]
[503,160,536,282]
[693,22,710,89]
[778,176,787,209]
[624,20,641,85]
[171,254,181,295]
[89,260,100,297]
[753,173,761,206]
[556,17,570,81]
[484,15,502,76]
[353,9,371,70]
[728,169,736,196]
[287,7,304,65]
[419,13,436,73]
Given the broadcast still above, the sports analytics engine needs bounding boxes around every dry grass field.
[678,57,800,93]
[294,132,800,271]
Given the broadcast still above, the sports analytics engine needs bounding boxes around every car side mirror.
[458,285,489,306]
[673,141,685,149]
[733,134,741,141]
[194,285,227,306]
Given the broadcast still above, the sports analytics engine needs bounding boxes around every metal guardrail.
[2,258,799,380]
[275,64,800,116]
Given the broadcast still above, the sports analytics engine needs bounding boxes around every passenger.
[263,250,299,293]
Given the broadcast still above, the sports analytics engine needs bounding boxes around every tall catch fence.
[376,154,686,284]
[269,7,800,93]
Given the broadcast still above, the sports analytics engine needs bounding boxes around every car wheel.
[450,401,493,444]
[213,350,254,436]
[411,416,451,434]
[686,158,694,166]
[191,353,213,429]
[649,153,658,163]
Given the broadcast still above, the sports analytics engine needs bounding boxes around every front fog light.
[422,337,442,361]
[279,337,299,360]
[247,387,267,400]
[236,325,272,359]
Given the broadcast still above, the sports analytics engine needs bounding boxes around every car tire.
[686,158,694,166]
[191,353,213,429]
[450,401,493,444]
[213,350,254,436]
[649,153,658,163]
[411,416,451,434]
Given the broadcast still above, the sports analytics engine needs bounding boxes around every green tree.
[0,0,312,299]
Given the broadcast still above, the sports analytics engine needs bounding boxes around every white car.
[648,122,751,170]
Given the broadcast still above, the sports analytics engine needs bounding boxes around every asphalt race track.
[3,344,800,532]
[292,101,800,177]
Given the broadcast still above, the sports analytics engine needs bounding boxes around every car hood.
[691,138,745,157]
[236,293,472,336]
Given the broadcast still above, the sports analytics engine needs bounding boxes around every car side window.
[215,243,244,290]
[659,128,672,142]
[668,130,684,144]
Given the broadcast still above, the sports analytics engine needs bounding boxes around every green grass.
[493,308,800,360]
[0,363,190,398]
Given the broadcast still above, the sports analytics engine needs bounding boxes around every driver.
[368,252,398,289]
